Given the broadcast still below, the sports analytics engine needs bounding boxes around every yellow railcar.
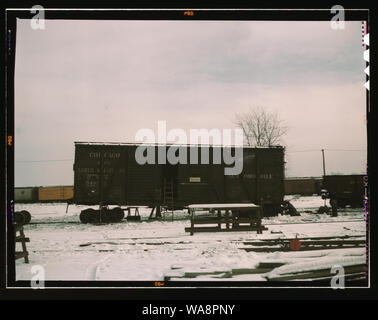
[38,186,74,202]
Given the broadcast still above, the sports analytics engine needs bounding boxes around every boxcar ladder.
[163,178,174,221]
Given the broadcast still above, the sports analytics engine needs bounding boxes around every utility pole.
[321,149,327,209]
[321,149,326,176]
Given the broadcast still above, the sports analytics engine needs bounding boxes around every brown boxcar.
[38,186,74,202]
[73,142,285,216]
[322,174,365,208]
[284,177,322,196]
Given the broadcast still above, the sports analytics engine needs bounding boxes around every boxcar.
[322,174,365,208]
[284,177,322,196]
[73,142,285,216]
[38,186,74,202]
[14,187,38,203]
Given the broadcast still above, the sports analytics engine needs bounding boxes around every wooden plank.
[164,271,232,281]
[232,218,260,223]
[275,235,365,241]
[240,234,365,243]
[185,226,266,233]
[188,203,259,209]
[165,265,285,281]
[242,244,364,252]
[243,247,287,252]
[231,267,275,275]
[15,237,30,242]
[242,239,366,246]
[126,206,148,209]
[191,218,225,224]
[192,218,260,225]
[231,226,265,231]
[185,226,221,233]
[184,271,228,278]
[15,252,28,260]
[265,264,367,281]
[257,262,287,269]
[300,240,366,246]
[306,272,367,282]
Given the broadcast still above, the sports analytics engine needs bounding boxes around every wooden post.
[190,208,194,236]
[14,224,29,263]
[225,210,230,229]
[217,210,221,229]
[156,205,162,218]
[20,228,29,263]
[148,206,155,219]
[321,149,326,176]
[257,207,262,234]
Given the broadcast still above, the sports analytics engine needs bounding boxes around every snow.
[263,255,366,281]
[188,203,259,209]
[13,196,367,283]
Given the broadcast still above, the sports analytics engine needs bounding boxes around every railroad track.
[28,221,81,225]
[71,235,366,254]
[240,235,366,253]
[164,237,367,282]
[26,218,365,226]
[264,219,364,226]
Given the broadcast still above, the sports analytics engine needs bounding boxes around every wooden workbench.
[185,203,266,235]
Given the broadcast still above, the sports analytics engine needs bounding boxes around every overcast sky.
[14,19,367,187]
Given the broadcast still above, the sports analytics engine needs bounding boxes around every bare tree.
[235,107,287,147]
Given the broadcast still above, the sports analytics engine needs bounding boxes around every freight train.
[284,177,322,196]
[14,186,74,203]
[13,185,74,225]
[322,174,365,208]
[73,142,286,221]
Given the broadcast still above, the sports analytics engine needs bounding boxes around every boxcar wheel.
[20,210,31,224]
[14,211,26,225]
[80,209,96,223]
[79,210,89,223]
[99,209,112,223]
[110,207,125,223]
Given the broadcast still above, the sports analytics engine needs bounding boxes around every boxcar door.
[176,146,219,206]
[126,145,162,206]
[224,147,253,203]
[256,148,285,214]
[210,146,225,203]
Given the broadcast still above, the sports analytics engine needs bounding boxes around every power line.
[287,149,366,153]
[286,150,319,153]
[325,149,367,152]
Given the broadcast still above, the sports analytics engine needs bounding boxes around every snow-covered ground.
[13,196,367,283]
